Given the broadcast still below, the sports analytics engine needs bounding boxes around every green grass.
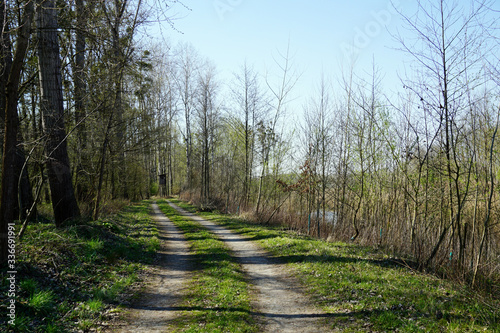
[28,290,55,315]
[0,200,160,332]
[157,200,259,333]
[173,199,500,332]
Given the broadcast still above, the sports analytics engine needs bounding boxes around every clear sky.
[142,0,497,119]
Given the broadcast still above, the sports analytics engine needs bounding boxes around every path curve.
[110,203,192,332]
[167,201,331,333]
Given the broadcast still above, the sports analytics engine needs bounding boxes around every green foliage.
[93,275,136,303]
[28,290,55,315]
[150,181,159,196]
[19,278,38,297]
[44,321,61,333]
[10,313,30,332]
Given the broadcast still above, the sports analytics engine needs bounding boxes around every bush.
[150,182,159,196]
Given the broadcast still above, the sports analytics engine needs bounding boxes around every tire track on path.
[167,201,332,333]
[111,202,192,332]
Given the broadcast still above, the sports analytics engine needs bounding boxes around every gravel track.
[110,203,192,332]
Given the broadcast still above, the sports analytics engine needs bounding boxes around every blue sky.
[144,0,497,118]
[166,1,409,79]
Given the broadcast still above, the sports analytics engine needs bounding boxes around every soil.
[108,201,332,332]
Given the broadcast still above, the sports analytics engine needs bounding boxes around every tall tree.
[256,42,298,214]
[0,0,35,262]
[94,0,144,217]
[175,43,198,190]
[196,62,218,203]
[37,0,80,225]
[0,2,36,223]
[231,62,264,208]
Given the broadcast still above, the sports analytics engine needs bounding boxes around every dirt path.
[109,203,192,332]
[167,201,332,333]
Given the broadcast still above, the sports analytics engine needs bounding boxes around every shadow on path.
[109,203,192,333]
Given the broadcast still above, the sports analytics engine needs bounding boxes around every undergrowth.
[0,200,159,332]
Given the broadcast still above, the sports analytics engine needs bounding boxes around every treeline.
[0,0,499,292]
[0,0,181,260]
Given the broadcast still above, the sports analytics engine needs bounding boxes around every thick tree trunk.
[37,0,80,226]
[0,15,17,263]
[0,69,36,223]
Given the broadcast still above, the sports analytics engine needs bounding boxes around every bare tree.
[302,74,334,237]
[94,0,144,218]
[73,0,90,201]
[150,47,178,197]
[231,61,266,208]
[394,0,497,268]
[196,61,218,203]
[256,41,298,214]
[175,43,199,190]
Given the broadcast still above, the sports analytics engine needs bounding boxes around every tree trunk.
[111,0,128,199]
[94,113,113,220]
[74,0,89,201]
[37,0,80,226]
[0,22,35,221]
[255,158,266,215]
[14,147,36,221]
[0,1,35,262]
